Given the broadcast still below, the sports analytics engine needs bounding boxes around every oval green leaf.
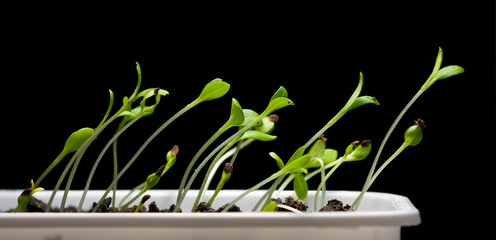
[196,78,230,102]
[348,96,380,111]
[293,173,308,200]
[227,98,244,126]
[239,130,277,141]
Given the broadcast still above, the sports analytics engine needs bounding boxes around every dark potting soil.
[272,196,308,212]
[14,196,349,213]
[195,202,242,212]
[16,196,182,213]
[319,199,350,212]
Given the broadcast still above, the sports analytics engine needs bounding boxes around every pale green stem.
[112,119,127,207]
[206,140,245,206]
[221,171,285,213]
[314,158,345,212]
[364,90,422,184]
[202,139,254,198]
[45,152,78,212]
[254,175,285,212]
[34,150,68,188]
[176,126,228,204]
[175,114,269,212]
[313,158,326,211]
[118,181,146,208]
[276,204,303,213]
[120,187,148,211]
[77,115,142,212]
[111,139,119,208]
[173,133,236,212]
[47,113,117,212]
[191,139,238,212]
[92,102,197,212]
[350,143,407,210]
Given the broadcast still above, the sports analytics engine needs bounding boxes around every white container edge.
[0,190,420,240]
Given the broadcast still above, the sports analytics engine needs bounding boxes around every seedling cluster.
[13,48,463,213]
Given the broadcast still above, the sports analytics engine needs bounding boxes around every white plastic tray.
[0,190,420,240]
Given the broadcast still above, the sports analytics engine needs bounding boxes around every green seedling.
[202,114,279,197]
[119,165,164,212]
[110,87,169,206]
[303,73,380,149]
[74,77,169,211]
[222,147,312,212]
[33,127,94,188]
[13,180,44,212]
[46,63,145,212]
[350,48,463,210]
[93,78,230,212]
[350,120,425,210]
[134,194,151,213]
[207,162,233,206]
[117,145,178,209]
[313,139,371,211]
[185,88,291,212]
[175,98,244,206]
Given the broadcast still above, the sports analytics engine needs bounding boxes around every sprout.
[351,48,463,211]
[404,119,425,147]
[13,180,44,212]
[33,127,94,188]
[134,194,151,213]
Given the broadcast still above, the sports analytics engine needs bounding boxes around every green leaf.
[423,47,445,90]
[226,98,245,126]
[263,97,294,115]
[293,173,308,200]
[269,152,285,169]
[286,146,306,165]
[304,148,338,168]
[432,65,464,81]
[269,86,288,102]
[239,130,277,141]
[262,201,278,212]
[322,148,338,164]
[239,109,262,128]
[308,139,326,159]
[284,155,311,173]
[196,78,230,102]
[63,128,95,153]
[128,62,143,101]
[348,96,380,111]
[345,140,372,162]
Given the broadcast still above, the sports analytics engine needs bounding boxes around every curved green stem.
[364,90,422,185]
[350,143,407,210]
[77,115,142,212]
[119,187,148,211]
[33,150,68,188]
[176,125,228,204]
[92,103,196,212]
[253,175,285,211]
[314,158,345,212]
[118,181,146,208]
[303,74,363,149]
[191,138,239,211]
[203,139,254,197]
[221,171,285,212]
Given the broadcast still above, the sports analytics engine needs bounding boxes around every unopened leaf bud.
[404,118,425,146]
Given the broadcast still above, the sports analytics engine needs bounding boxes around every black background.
[1,2,494,239]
